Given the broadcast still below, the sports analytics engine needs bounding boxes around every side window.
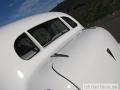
[28,18,69,47]
[61,17,77,28]
[14,33,40,60]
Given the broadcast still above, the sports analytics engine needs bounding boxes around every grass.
[74,0,120,27]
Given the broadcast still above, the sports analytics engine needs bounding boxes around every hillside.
[51,0,120,27]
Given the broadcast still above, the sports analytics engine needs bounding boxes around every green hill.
[51,0,120,27]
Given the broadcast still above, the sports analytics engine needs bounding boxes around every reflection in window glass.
[28,18,69,47]
[14,33,40,60]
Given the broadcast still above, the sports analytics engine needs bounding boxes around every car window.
[61,17,77,28]
[28,18,69,47]
[14,33,40,60]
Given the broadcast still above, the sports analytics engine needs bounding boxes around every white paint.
[17,70,24,79]
[67,85,71,89]
[0,12,119,90]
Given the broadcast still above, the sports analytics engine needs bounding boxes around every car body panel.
[0,12,83,90]
[0,12,119,90]
[52,27,120,89]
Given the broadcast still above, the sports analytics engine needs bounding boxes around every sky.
[0,0,64,27]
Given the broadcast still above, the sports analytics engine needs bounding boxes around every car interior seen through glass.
[28,18,69,47]
[14,33,40,60]
[61,17,77,28]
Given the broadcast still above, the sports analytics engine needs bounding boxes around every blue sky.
[0,0,64,27]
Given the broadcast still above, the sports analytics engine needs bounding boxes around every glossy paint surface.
[0,12,119,90]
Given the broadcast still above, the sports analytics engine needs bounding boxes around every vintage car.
[0,12,120,90]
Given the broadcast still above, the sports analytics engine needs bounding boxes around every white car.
[0,12,120,90]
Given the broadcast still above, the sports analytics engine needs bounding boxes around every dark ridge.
[51,0,120,27]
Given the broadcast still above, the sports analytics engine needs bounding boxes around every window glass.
[14,33,40,60]
[28,18,69,47]
[62,17,77,28]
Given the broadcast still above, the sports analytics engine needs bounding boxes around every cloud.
[8,0,18,7]
[0,0,64,27]
[13,0,40,18]
[13,0,64,20]
[8,2,15,7]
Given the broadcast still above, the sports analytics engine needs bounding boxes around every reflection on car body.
[0,12,120,90]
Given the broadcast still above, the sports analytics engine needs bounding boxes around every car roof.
[0,12,72,64]
[0,12,70,36]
